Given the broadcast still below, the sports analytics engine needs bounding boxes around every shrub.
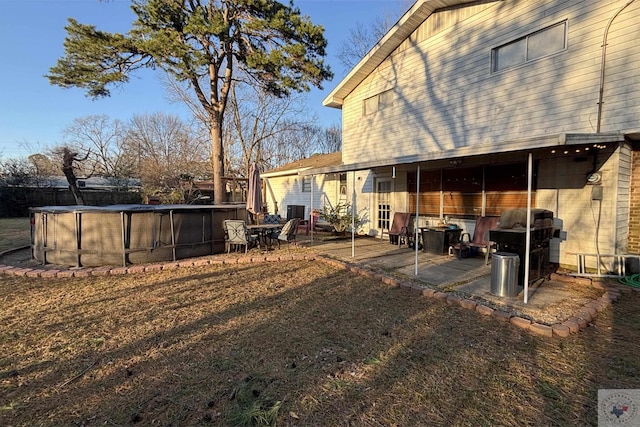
[318,202,363,234]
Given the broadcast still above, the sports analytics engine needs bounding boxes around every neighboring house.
[305,0,640,270]
[262,152,363,222]
[9,176,141,191]
[15,176,141,191]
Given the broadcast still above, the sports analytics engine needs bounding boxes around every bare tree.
[0,158,36,186]
[335,4,407,73]
[165,72,330,177]
[227,84,314,176]
[320,124,342,153]
[60,147,89,205]
[123,112,209,202]
[336,20,386,72]
[28,153,60,177]
[62,115,134,179]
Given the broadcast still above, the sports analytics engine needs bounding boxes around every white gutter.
[261,167,311,179]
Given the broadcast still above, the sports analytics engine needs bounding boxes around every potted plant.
[318,202,362,235]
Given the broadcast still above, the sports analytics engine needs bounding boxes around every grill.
[489,208,554,286]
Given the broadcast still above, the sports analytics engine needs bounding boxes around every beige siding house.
[261,152,354,222]
[307,0,640,270]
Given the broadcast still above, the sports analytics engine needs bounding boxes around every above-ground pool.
[30,204,246,267]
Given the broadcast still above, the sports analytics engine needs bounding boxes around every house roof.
[261,152,342,177]
[10,176,141,189]
[323,0,479,108]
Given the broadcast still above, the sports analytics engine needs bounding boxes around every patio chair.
[263,214,282,224]
[386,212,411,247]
[450,216,500,264]
[406,215,424,250]
[305,210,320,235]
[224,220,259,254]
[269,218,300,250]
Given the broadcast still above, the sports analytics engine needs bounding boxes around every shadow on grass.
[1,260,639,426]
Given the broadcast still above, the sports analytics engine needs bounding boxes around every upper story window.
[492,21,567,73]
[364,89,393,116]
[301,176,312,192]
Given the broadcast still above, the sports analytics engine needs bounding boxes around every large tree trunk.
[210,114,225,204]
[62,148,85,205]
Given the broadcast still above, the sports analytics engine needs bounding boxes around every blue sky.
[0,0,405,159]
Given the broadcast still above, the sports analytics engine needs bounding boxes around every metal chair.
[386,212,411,247]
[305,210,320,235]
[224,220,259,253]
[269,218,300,250]
[263,214,282,224]
[451,216,500,264]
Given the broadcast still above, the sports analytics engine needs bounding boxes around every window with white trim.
[364,89,393,115]
[492,21,567,72]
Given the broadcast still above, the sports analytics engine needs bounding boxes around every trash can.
[490,252,520,297]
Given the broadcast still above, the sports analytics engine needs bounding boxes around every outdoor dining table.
[247,223,282,250]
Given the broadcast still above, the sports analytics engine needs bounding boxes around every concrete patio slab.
[299,234,610,325]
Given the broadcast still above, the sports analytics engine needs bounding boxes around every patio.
[297,234,609,326]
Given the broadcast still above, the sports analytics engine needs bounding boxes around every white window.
[364,96,378,115]
[302,176,311,192]
[492,21,567,72]
[364,89,393,115]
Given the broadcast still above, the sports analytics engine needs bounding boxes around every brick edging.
[0,251,623,339]
[0,253,316,279]
[313,255,622,339]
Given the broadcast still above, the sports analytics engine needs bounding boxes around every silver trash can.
[491,252,520,297]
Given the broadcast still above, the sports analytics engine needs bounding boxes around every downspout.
[595,0,635,273]
[596,0,636,133]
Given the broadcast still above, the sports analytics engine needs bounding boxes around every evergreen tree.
[47,0,332,203]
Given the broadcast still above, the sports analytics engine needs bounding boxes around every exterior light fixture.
[586,171,602,185]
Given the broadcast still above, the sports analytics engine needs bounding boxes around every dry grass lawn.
[1,255,640,426]
[0,217,30,252]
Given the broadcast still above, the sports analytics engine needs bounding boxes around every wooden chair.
[224,220,259,254]
[386,212,411,247]
[451,216,500,264]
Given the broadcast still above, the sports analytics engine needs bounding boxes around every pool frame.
[30,204,247,267]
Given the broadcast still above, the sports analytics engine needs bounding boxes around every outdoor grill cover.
[498,208,553,229]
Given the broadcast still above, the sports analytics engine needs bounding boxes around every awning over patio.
[299,132,623,176]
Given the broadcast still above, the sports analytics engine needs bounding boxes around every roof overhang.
[261,167,312,179]
[300,132,625,175]
[624,129,640,143]
[323,0,480,109]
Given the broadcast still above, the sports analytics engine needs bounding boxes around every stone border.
[0,249,624,339]
[0,253,316,278]
[314,256,623,339]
